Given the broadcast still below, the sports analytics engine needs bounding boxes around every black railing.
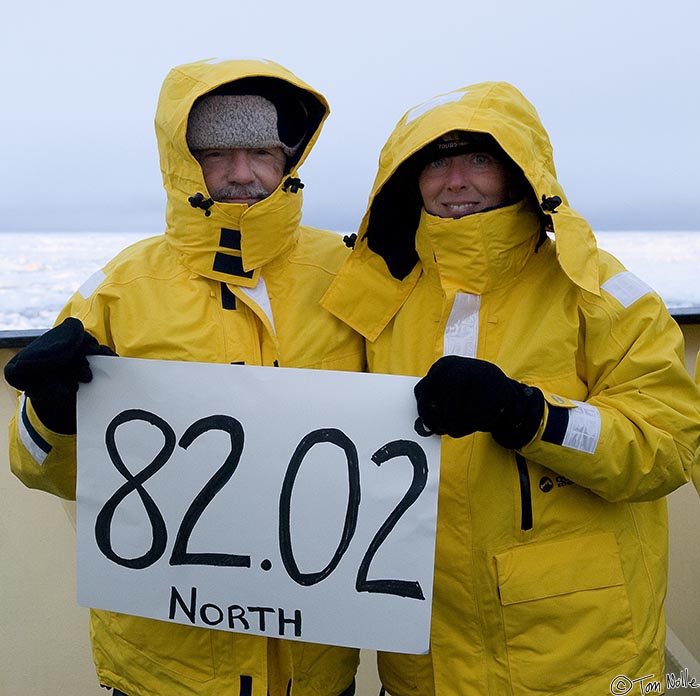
[670,308,700,325]
[0,329,45,349]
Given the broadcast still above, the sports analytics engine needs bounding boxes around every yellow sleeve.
[8,392,78,500]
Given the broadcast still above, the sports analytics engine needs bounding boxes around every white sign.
[76,357,441,654]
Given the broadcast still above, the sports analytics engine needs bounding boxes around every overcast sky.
[2,0,698,235]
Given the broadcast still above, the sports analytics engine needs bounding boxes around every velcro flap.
[495,533,625,606]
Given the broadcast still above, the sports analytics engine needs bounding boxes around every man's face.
[418,152,511,218]
[195,147,286,205]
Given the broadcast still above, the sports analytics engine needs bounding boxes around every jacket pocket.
[494,533,638,694]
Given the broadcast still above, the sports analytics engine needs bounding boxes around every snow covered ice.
[0,230,698,331]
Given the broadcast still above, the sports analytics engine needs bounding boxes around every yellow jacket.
[695,352,700,493]
[322,82,700,695]
[9,58,363,696]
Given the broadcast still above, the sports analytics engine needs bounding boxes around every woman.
[322,81,700,696]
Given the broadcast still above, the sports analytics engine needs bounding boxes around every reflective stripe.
[443,293,480,358]
[561,400,601,454]
[405,89,468,124]
[239,276,276,335]
[78,269,106,299]
[18,394,51,465]
[601,271,654,309]
[204,56,271,65]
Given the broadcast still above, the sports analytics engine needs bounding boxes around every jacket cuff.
[537,393,602,455]
[19,395,76,465]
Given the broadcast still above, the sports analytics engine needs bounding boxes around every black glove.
[4,317,116,434]
[414,355,544,449]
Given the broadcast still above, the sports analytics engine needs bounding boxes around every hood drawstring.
[189,192,215,217]
[282,177,304,194]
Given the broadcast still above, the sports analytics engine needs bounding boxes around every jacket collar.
[165,180,302,288]
[415,200,542,296]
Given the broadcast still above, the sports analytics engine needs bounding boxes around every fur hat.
[186,94,299,157]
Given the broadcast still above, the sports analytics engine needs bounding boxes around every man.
[5,58,362,696]
[321,82,700,695]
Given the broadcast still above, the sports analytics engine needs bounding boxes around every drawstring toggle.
[189,192,215,216]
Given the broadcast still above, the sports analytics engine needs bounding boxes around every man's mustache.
[211,183,271,201]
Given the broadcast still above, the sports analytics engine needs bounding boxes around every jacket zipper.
[515,453,533,531]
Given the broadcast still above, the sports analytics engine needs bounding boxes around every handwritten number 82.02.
[94,409,428,600]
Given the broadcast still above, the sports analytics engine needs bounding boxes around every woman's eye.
[429,158,447,169]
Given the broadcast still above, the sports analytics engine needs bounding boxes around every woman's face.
[418,151,511,218]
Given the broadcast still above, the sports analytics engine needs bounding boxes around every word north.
[169,586,302,637]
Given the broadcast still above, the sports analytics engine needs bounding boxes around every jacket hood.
[154,58,329,286]
[322,81,600,339]
[365,82,598,292]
